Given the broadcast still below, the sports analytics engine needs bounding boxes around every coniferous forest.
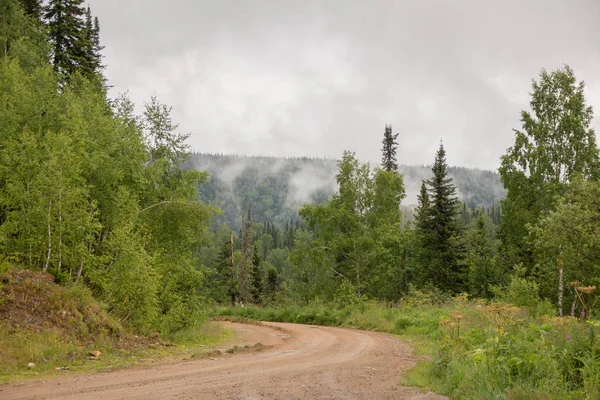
[2,1,600,398]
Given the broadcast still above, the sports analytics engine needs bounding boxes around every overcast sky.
[88,0,600,170]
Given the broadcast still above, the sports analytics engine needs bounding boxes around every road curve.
[1,322,447,400]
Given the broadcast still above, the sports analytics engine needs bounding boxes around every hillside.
[0,270,133,379]
[184,153,506,229]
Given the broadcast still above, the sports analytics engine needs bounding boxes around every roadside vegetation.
[0,267,231,383]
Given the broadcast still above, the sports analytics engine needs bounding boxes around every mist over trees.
[184,153,506,231]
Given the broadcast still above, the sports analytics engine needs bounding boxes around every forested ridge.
[2,5,600,396]
[184,152,505,230]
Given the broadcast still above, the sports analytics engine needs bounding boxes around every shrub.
[492,275,541,308]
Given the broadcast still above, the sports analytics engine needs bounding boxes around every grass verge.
[0,320,233,383]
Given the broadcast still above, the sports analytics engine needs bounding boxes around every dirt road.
[1,322,446,400]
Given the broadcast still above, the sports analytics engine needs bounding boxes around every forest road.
[1,321,447,400]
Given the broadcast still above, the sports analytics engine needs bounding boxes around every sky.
[89,0,600,170]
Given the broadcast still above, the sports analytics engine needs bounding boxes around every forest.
[183,152,505,230]
[1,1,600,398]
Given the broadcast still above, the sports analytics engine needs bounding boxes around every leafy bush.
[431,305,600,399]
[492,274,541,308]
[334,279,364,307]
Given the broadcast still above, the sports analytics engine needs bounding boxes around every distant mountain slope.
[184,153,506,229]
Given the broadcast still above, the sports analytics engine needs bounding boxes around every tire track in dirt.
[1,322,447,400]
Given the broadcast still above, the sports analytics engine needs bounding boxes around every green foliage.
[499,65,599,274]
[0,16,214,335]
[466,213,500,299]
[189,153,506,231]
[531,178,600,314]
[429,303,600,399]
[249,243,263,304]
[212,237,238,305]
[19,0,42,20]
[334,279,363,307]
[298,151,407,300]
[381,123,399,172]
[212,298,447,339]
[492,275,541,308]
[415,142,465,293]
[0,0,48,69]
[264,265,278,303]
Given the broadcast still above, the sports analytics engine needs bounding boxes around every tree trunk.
[43,197,52,272]
[558,260,564,317]
[570,291,578,317]
[57,189,62,272]
[230,233,235,306]
[240,207,246,302]
[76,261,83,283]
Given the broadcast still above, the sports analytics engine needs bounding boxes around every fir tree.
[82,7,104,79]
[415,181,431,231]
[381,124,399,172]
[265,266,278,302]
[422,142,465,293]
[414,181,432,283]
[44,0,89,79]
[239,203,253,302]
[249,243,263,304]
[19,0,42,20]
[466,212,497,299]
[217,236,238,306]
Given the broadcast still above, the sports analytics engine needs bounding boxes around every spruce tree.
[82,7,104,79]
[44,0,89,79]
[381,124,399,172]
[466,212,497,299]
[265,266,278,302]
[415,181,431,231]
[249,243,263,304]
[239,203,253,302]
[414,181,432,281]
[423,142,465,293]
[217,237,238,306]
[19,0,42,20]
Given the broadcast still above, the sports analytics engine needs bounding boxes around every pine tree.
[81,7,104,79]
[239,203,253,302]
[19,0,42,20]
[414,180,434,286]
[217,237,238,306]
[265,266,278,302]
[249,243,263,304]
[466,212,497,299]
[422,142,465,293]
[44,0,89,79]
[415,181,431,232]
[381,124,399,172]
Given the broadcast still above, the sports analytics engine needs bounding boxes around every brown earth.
[0,270,124,341]
[1,321,447,400]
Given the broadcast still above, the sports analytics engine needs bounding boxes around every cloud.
[89,0,600,170]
